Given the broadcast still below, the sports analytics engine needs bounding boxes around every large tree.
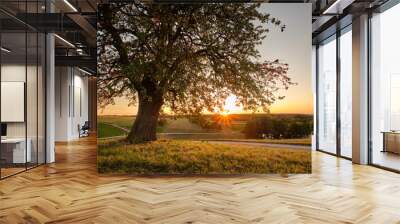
[97,2,294,143]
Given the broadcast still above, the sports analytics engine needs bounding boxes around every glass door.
[339,26,352,158]
[1,30,28,178]
[370,3,400,171]
[317,35,337,154]
[0,1,46,179]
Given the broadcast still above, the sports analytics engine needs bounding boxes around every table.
[382,131,400,154]
[1,138,31,164]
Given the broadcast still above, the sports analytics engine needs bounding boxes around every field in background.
[98,115,245,139]
[97,114,312,146]
[98,114,312,174]
[98,115,165,138]
[98,123,127,138]
[217,138,312,146]
[98,116,134,130]
[98,139,311,174]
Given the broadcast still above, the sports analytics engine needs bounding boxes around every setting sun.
[222,95,241,115]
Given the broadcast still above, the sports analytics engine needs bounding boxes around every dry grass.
[215,138,312,146]
[98,139,311,174]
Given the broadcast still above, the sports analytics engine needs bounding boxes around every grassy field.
[98,115,164,138]
[98,115,135,130]
[97,139,311,174]
[97,123,127,138]
[162,118,210,133]
[97,116,243,139]
[97,115,312,146]
[213,138,312,146]
[99,116,211,133]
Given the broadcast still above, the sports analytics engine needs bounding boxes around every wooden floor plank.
[0,137,400,223]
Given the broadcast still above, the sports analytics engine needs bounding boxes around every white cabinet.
[1,138,32,163]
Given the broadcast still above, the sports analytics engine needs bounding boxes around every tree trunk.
[127,93,163,143]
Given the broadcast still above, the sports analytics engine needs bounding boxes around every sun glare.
[222,95,241,115]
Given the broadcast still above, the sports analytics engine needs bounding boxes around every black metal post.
[336,27,341,157]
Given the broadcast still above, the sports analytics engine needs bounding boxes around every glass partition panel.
[38,32,45,165]
[339,28,352,158]
[27,31,38,169]
[1,31,27,177]
[317,36,337,154]
[0,0,46,179]
[371,3,400,171]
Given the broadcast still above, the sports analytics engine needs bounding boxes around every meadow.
[98,139,311,174]
[98,115,243,138]
[97,114,312,174]
[97,114,312,146]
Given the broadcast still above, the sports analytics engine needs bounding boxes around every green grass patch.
[97,115,176,134]
[98,123,127,138]
[97,140,311,174]
[98,116,135,130]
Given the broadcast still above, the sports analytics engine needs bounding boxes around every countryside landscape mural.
[97,2,312,174]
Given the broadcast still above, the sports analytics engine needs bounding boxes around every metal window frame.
[315,22,353,162]
[367,0,400,173]
[315,0,400,172]
[315,32,339,156]
[0,0,47,180]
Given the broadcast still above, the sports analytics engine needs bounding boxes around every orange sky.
[98,4,313,116]
[98,93,313,115]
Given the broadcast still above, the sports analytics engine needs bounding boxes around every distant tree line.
[243,116,312,139]
[188,116,222,130]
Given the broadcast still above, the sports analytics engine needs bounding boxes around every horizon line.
[98,112,314,116]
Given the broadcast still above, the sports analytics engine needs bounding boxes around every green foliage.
[243,115,313,139]
[97,140,311,174]
[97,3,293,114]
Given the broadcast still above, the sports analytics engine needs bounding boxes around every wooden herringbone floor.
[1,137,400,224]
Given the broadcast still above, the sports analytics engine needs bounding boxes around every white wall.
[1,65,26,138]
[1,82,25,122]
[0,65,42,139]
[72,72,89,138]
[55,67,89,141]
[55,66,70,141]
